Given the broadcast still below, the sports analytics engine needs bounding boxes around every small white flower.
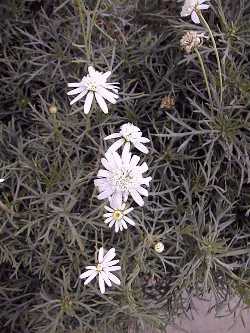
[94,145,152,207]
[79,247,121,294]
[180,0,210,24]
[0,179,5,183]
[154,242,164,253]
[103,202,135,233]
[67,66,119,114]
[105,123,150,154]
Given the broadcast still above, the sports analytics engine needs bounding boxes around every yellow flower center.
[88,83,97,91]
[96,264,103,272]
[112,210,123,221]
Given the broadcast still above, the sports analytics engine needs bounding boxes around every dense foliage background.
[0,0,250,332]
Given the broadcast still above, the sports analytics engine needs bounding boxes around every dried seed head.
[180,31,206,54]
[160,96,175,110]
[48,104,58,114]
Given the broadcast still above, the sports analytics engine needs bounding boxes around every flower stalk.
[194,47,213,105]
[197,10,223,104]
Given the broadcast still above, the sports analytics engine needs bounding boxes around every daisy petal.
[98,247,104,263]
[123,216,136,226]
[104,259,119,267]
[98,86,119,103]
[100,271,112,287]
[68,82,83,88]
[101,71,111,81]
[103,248,116,263]
[105,265,121,272]
[98,273,106,294]
[95,92,109,114]
[198,4,210,10]
[134,143,149,154]
[104,205,114,213]
[79,270,95,279]
[69,89,88,105]
[84,271,98,285]
[104,133,122,140]
[85,266,97,270]
[107,139,125,153]
[104,216,114,224]
[123,207,134,214]
[191,10,200,24]
[106,271,121,285]
[130,189,144,206]
[88,66,96,77]
[67,87,85,96]
[84,91,94,114]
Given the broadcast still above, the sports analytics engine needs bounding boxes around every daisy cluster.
[67,0,212,294]
[68,66,152,294]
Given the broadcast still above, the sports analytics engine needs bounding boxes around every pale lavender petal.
[103,248,116,263]
[105,266,121,272]
[130,189,144,206]
[98,247,104,263]
[108,219,116,228]
[67,87,85,96]
[95,92,109,114]
[191,10,200,24]
[110,191,123,208]
[104,216,114,224]
[101,71,111,81]
[84,91,94,114]
[123,216,136,226]
[97,189,114,200]
[98,86,119,103]
[139,137,150,143]
[79,269,95,279]
[134,142,149,154]
[69,89,88,105]
[88,66,96,77]
[85,266,97,270]
[97,169,111,178]
[104,206,114,213]
[104,133,122,140]
[198,4,210,10]
[103,213,113,218]
[106,271,121,285]
[84,271,98,285]
[106,139,124,153]
[135,185,148,196]
[123,207,134,214]
[98,273,105,294]
[100,271,112,287]
[104,259,119,267]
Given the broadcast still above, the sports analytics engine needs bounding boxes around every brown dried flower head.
[160,95,175,110]
[180,31,206,54]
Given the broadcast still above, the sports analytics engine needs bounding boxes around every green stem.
[194,48,213,106]
[198,10,223,104]
[75,0,91,63]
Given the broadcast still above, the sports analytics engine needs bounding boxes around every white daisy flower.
[79,247,121,294]
[180,0,210,24]
[103,202,135,233]
[0,179,5,183]
[67,66,119,114]
[94,145,152,207]
[105,123,150,154]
